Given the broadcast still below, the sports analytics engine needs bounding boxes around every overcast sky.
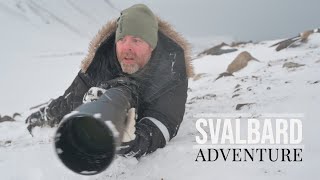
[111,0,319,41]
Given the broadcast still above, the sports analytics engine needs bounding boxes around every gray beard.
[120,61,140,74]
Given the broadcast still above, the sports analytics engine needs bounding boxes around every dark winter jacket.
[45,18,194,158]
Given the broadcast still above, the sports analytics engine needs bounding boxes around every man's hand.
[25,107,50,136]
[122,108,136,143]
[25,108,46,135]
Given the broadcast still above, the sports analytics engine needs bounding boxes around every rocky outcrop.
[198,42,238,56]
[215,51,259,81]
[270,28,320,51]
[0,113,20,123]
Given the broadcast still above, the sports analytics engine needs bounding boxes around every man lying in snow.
[25,4,193,158]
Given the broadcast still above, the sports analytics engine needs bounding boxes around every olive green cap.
[116,4,158,49]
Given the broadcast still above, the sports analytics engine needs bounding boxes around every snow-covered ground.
[1,1,320,180]
[1,35,319,180]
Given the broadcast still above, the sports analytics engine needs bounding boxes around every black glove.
[82,77,136,103]
[25,107,56,135]
[98,77,139,108]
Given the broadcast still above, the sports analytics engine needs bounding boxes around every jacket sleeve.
[45,71,93,124]
[118,78,188,158]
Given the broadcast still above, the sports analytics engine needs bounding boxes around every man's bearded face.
[116,35,153,74]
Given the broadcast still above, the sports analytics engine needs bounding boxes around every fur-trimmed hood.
[81,17,194,78]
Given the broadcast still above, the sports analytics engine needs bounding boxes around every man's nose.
[122,41,133,51]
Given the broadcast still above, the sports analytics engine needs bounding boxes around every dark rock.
[234,84,241,89]
[232,94,240,98]
[0,113,20,123]
[198,42,238,56]
[201,94,217,100]
[233,88,241,93]
[230,41,253,47]
[236,103,254,110]
[308,80,320,84]
[268,30,317,51]
[276,39,299,51]
[215,72,233,81]
[283,62,305,69]
[0,115,15,123]
[188,94,217,104]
